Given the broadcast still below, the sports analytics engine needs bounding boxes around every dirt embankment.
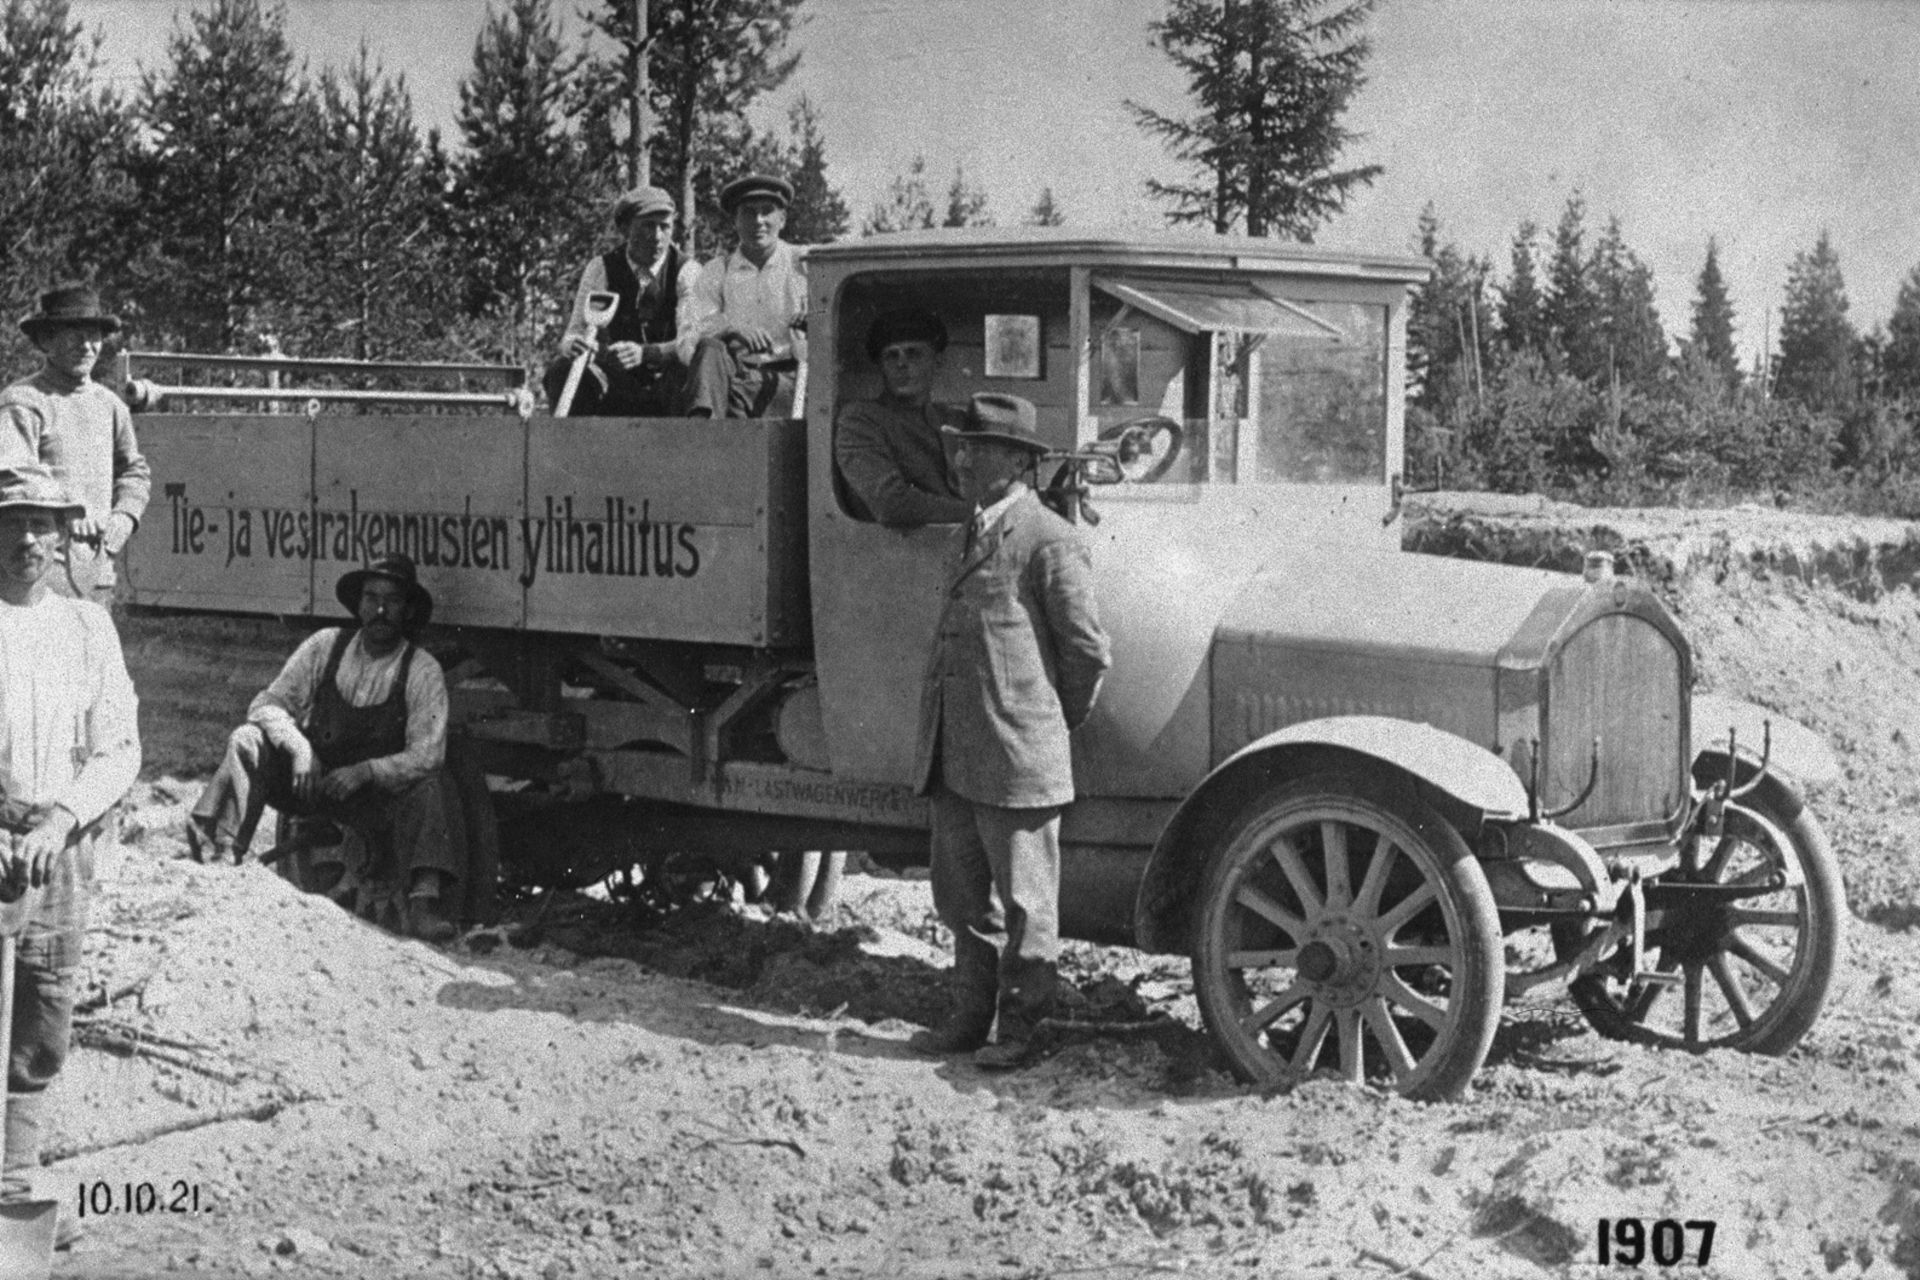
[36,496,1920,1279]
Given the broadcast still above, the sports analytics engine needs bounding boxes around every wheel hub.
[1297,915,1383,1007]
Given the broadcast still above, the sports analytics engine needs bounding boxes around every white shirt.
[0,592,139,825]
[689,240,809,363]
[248,628,448,791]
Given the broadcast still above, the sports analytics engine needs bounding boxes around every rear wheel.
[1561,796,1843,1054]
[1190,774,1504,1101]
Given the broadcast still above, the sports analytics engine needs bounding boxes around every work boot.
[973,1035,1036,1071]
[907,1009,993,1055]
[975,962,1057,1071]
[909,937,998,1055]
[408,896,457,944]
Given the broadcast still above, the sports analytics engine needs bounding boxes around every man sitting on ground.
[682,173,808,419]
[833,308,973,527]
[543,185,700,416]
[187,554,461,942]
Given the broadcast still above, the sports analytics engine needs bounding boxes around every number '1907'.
[1597,1218,1716,1267]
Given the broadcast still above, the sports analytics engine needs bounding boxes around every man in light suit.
[909,393,1111,1070]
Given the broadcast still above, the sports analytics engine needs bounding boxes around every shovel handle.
[553,350,592,418]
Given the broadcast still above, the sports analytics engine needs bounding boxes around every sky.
[72,0,1920,367]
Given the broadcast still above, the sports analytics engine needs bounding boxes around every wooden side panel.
[312,416,526,629]
[122,415,314,615]
[523,418,807,645]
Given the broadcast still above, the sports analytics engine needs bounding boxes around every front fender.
[1130,716,1526,954]
[1691,694,1839,792]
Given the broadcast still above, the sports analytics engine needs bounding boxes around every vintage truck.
[118,227,1843,1100]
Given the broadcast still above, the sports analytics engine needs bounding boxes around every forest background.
[6,0,1920,514]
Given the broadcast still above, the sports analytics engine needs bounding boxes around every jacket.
[912,488,1111,808]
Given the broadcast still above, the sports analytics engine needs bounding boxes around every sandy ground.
[27,495,1920,1279]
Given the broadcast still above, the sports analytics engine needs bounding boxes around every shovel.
[553,291,620,418]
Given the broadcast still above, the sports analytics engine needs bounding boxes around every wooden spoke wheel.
[1560,796,1843,1054]
[1190,774,1504,1101]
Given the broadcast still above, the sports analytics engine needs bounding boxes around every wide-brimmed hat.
[612,185,676,228]
[719,173,793,215]
[335,553,433,629]
[866,308,948,361]
[19,282,121,341]
[0,465,84,521]
[941,393,1049,455]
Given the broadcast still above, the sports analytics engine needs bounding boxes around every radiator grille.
[1545,613,1684,828]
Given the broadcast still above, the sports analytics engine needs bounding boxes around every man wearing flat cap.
[187,553,463,943]
[544,185,700,417]
[0,282,151,602]
[0,465,139,1238]
[682,172,809,419]
[909,394,1111,1070]
[834,308,972,527]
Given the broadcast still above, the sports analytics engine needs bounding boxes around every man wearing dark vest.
[186,554,461,942]
[542,185,700,417]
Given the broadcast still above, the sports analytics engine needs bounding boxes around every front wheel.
[1190,774,1504,1101]
[1560,796,1844,1054]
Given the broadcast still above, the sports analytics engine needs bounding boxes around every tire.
[1190,773,1504,1101]
[1562,796,1843,1054]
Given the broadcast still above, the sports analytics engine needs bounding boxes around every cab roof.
[804,225,1431,285]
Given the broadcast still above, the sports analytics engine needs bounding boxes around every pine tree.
[1588,216,1666,390]
[1129,0,1382,239]
[862,154,935,235]
[942,164,992,228]
[633,0,805,255]
[128,0,317,350]
[1773,229,1855,412]
[1882,265,1920,399]
[1496,219,1546,356]
[1688,237,1739,388]
[452,0,596,356]
[298,45,453,360]
[1027,188,1066,226]
[0,0,134,360]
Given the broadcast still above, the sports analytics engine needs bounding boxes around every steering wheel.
[1096,416,1185,484]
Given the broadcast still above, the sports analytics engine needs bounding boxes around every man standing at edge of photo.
[0,283,151,604]
[0,464,140,1251]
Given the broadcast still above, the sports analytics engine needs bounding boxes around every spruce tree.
[733,95,849,245]
[1129,0,1382,239]
[1407,204,1491,413]
[862,155,935,235]
[1543,194,1597,379]
[1497,219,1546,355]
[942,164,992,229]
[1588,216,1666,390]
[1027,188,1066,227]
[1688,237,1739,388]
[1882,264,1920,399]
[1773,229,1855,412]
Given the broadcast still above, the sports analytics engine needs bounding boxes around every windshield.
[1090,277,1388,486]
